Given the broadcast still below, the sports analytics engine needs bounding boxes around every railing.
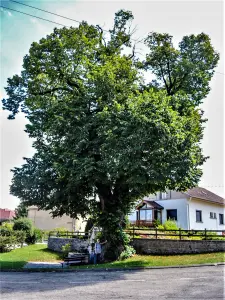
[49,228,225,241]
[125,227,225,241]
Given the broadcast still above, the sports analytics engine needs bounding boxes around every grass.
[0,244,224,271]
[73,252,225,270]
[0,244,63,270]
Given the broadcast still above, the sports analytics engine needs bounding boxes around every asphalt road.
[1,265,224,300]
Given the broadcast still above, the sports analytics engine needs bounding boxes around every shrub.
[53,227,68,232]
[0,226,12,236]
[25,228,44,244]
[61,243,72,257]
[0,230,26,252]
[153,219,161,228]
[119,245,136,260]
[157,224,164,230]
[13,218,35,244]
[163,219,179,230]
[1,222,14,231]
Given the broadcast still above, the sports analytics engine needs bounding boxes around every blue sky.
[1,0,224,209]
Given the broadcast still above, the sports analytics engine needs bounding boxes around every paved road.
[1,265,224,300]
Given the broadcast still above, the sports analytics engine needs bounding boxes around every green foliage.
[61,243,72,257]
[14,202,28,219]
[13,218,34,244]
[153,219,161,228]
[119,245,136,260]
[26,228,43,244]
[161,220,179,230]
[53,227,68,233]
[122,216,131,229]
[1,222,14,231]
[157,225,164,230]
[0,229,26,253]
[2,9,219,260]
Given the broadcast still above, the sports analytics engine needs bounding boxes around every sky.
[0,0,224,209]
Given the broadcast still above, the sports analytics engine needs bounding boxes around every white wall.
[28,207,86,231]
[155,198,188,229]
[189,199,225,231]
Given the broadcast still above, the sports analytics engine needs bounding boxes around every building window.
[167,209,177,221]
[196,210,202,222]
[160,191,171,200]
[219,214,224,225]
[210,212,217,219]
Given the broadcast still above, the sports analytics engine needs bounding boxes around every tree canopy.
[2,10,219,259]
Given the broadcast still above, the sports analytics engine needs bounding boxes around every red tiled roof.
[0,208,16,221]
[184,187,225,205]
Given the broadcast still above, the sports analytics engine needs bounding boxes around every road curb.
[1,262,225,273]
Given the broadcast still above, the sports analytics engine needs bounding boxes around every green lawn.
[0,244,63,270]
[0,244,224,271]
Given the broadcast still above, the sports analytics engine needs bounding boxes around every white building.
[129,187,225,230]
[27,206,86,231]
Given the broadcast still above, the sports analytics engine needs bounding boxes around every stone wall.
[48,237,89,252]
[132,238,225,255]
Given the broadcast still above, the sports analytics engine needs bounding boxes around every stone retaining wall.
[132,238,225,255]
[48,237,89,252]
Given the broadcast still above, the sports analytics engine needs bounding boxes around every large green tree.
[2,10,219,259]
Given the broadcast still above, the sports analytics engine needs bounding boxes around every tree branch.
[32,86,72,96]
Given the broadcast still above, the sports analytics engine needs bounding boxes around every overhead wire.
[1,5,69,27]
[9,0,81,24]
[1,3,225,76]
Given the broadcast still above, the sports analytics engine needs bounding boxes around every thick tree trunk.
[95,182,130,261]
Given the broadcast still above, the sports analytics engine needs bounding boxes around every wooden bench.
[61,254,88,268]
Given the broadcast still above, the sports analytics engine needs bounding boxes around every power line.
[9,0,81,24]
[1,5,68,27]
[2,3,225,74]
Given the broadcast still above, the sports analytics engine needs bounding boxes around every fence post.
[67,231,68,238]
[205,228,207,240]
[179,228,181,240]
[133,225,135,239]
[156,227,158,239]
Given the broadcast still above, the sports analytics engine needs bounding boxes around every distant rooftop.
[0,208,15,221]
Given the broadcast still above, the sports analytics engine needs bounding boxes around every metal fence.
[125,227,225,240]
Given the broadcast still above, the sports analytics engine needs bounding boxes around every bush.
[0,230,26,252]
[119,245,136,260]
[162,219,179,230]
[157,224,164,230]
[13,218,34,242]
[25,228,44,244]
[61,243,72,258]
[53,227,68,232]
[0,226,12,237]
[1,222,14,231]
[153,219,161,228]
